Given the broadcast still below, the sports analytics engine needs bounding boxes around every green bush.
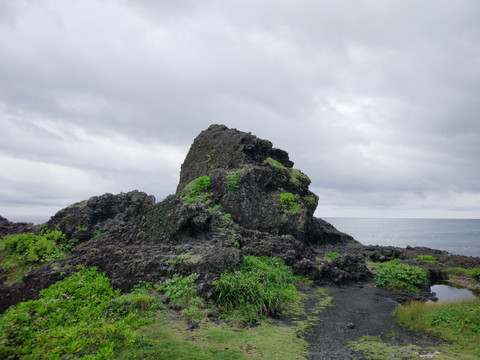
[325,252,341,261]
[0,230,77,284]
[375,259,427,294]
[280,192,301,212]
[0,267,159,359]
[213,256,298,322]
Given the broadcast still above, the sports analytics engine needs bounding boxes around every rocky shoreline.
[1,125,479,359]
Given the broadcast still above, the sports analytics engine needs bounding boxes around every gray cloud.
[1,0,479,218]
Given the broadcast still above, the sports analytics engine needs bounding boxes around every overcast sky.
[1,0,479,220]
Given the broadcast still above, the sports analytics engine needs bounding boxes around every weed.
[375,259,427,294]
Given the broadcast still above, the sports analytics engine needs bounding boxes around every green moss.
[289,168,310,186]
[414,254,437,263]
[324,252,341,261]
[180,176,212,204]
[280,192,301,213]
[264,157,285,168]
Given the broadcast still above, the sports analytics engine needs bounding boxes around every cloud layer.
[1,0,479,218]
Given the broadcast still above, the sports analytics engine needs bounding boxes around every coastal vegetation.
[0,228,76,284]
[393,298,480,358]
[374,259,427,294]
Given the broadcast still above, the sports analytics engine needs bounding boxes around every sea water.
[324,218,480,258]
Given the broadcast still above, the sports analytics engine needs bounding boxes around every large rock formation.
[0,125,363,312]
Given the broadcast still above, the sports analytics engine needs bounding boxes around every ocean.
[4,215,480,258]
[324,218,480,258]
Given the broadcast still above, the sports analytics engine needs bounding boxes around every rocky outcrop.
[0,124,359,312]
[0,216,38,239]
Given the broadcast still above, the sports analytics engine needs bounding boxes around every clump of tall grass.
[213,255,298,322]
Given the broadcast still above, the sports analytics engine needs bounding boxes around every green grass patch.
[414,254,437,263]
[0,267,160,359]
[394,298,480,358]
[280,192,301,213]
[180,176,212,204]
[350,335,471,360]
[324,252,341,261]
[447,267,480,282]
[115,310,307,360]
[214,256,298,323]
[375,259,427,294]
[0,229,77,284]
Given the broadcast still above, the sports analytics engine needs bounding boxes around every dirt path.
[305,279,440,359]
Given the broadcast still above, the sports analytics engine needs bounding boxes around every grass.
[350,335,472,360]
[447,267,480,282]
[214,256,298,323]
[225,169,243,194]
[374,259,427,294]
[263,157,285,168]
[393,298,480,358]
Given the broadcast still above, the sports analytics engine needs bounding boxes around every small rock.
[347,322,355,329]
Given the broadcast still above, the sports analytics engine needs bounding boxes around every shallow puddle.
[430,284,479,303]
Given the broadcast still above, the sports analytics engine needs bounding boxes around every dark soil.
[305,279,441,360]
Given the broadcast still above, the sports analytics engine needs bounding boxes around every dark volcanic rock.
[0,124,359,312]
[0,217,38,239]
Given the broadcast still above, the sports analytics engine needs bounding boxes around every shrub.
[325,252,341,261]
[213,256,297,322]
[0,267,159,359]
[375,259,427,294]
[0,230,77,284]
[280,192,301,212]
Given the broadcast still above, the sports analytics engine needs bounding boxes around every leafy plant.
[325,252,341,261]
[375,259,427,294]
[0,267,159,359]
[213,256,298,322]
[180,176,212,204]
[280,192,301,212]
[0,230,77,284]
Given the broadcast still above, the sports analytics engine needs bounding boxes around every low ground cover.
[374,259,427,294]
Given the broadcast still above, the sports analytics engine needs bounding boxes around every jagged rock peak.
[177,124,293,193]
